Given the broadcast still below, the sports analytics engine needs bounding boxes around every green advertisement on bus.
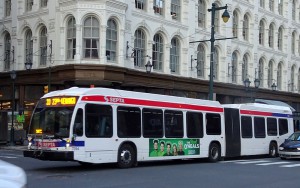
[149,139,200,157]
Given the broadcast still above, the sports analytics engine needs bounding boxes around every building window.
[259,20,264,45]
[278,27,283,51]
[269,0,274,12]
[83,16,99,59]
[242,54,249,82]
[277,62,282,90]
[258,58,264,87]
[267,60,274,88]
[278,0,283,15]
[4,33,11,70]
[39,27,47,66]
[25,30,33,67]
[134,29,146,68]
[231,52,237,83]
[298,36,300,55]
[198,0,206,28]
[292,31,296,55]
[290,65,295,92]
[67,17,76,60]
[232,10,238,38]
[135,0,145,10]
[5,0,11,17]
[171,0,180,20]
[152,33,164,71]
[170,37,180,73]
[213,48,219,80]
[292,0,296,20]
[243,14,249,41]
[268,24,274,48]
[26,0,33,12]
[197,44,205,78]
[106,19,117,62]
[153,0,164,15]
[260,0,265,8]
[298,69,300,93]
[40,0,47,8]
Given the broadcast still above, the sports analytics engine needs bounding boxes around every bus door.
[224,108,241,157]
[83,104,114,163]
[72,108,85,160]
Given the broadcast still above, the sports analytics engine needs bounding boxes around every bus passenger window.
[267,118,277,136]
[254,117,266,138]
[85,104,113,138]
[117,106,141,138]
[73,108,83,136]
[279,118,288,135]
[206,113,221,135]
[164,110,183,138]
[187,112,203,138]
[241,116,252,138]
[142,108,163,138]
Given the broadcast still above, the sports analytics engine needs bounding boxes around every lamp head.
[254,78,260,88]
[25,61,33,70]
[244,78,251,88]
[10,70,16,80]
[222,9,230,23]
[271,82,277,91]
[145,60,153,73]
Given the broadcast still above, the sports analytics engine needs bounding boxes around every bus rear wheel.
[117,144,136,168]
[269,142,278,158]
[208,143,221,162]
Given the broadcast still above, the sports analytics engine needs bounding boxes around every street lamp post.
[10,70,16,146]
[208,3,230,100]
[244,78,260,102]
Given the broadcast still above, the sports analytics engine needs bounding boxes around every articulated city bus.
[23,87,293,168]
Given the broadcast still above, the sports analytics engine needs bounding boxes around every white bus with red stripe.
[23,87,293,168]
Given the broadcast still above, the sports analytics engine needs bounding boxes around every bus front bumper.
[23,149,74,161]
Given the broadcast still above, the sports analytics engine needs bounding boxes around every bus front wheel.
[117,144,136,168]
[208,143,221,162]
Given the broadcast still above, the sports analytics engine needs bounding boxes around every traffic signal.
[44,85,48,94]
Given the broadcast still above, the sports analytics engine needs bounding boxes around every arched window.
[170,37,180,73]
[39,26,47,66]
[152,33,164,71]
[269,0,274,12]
[292,0,296,20]
[4,33,11,70]
[134,29,146,67]
[106,19,117,62]
[231,52,237,83]
[267,60,274,88]
[242,54,249,82]
[278,0,283,15]
[290,65,296,92]
[198,0,206,28]
[292,31,296,54]
[83,16,99,59]
[171,0,180,20]
[67,16,76,60]
[196,44,205,78]
[258,58,264,87]
[25,30,33,67]
[268,24,274,48]
[243,14,249,41]
[5,0,11,17]
[277,63,282,90]
[278,27,283,51]
[260,0,265,8]
[232,10,238,38]
[259,20,264,45]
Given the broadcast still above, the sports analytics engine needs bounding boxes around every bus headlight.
[279,147,284,151]
[66,139,71,148]
[297,148,300,151]
[28,142,32,149]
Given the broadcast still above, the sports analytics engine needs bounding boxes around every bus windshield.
[28,96,78,138]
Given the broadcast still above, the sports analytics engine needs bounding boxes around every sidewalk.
[0,144,27,151]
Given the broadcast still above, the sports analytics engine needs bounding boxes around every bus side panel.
[224,108,241,157]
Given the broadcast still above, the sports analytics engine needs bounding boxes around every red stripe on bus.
[82,95,224,113]
[240,110,272,116]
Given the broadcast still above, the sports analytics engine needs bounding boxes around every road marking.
[221,160,249,163]
[0,156,17,159]
[256,161,290,166]
[235,160,270,164]
[281,164,300,168]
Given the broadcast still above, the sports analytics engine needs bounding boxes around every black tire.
[280,157,286,160]
[117,144,136,168]
[208,143,221,162]
[269,142,278,158]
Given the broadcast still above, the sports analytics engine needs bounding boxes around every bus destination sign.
[45,97,78,107]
